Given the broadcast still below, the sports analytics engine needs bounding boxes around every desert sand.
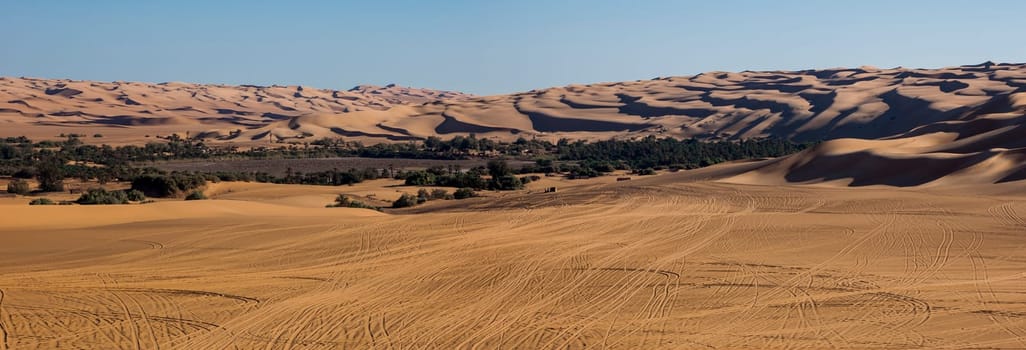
[1,171,1025,349]
[3,63,1026,348]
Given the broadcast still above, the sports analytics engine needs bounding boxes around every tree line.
[3,134,810,197]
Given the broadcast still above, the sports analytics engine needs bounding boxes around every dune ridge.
[2,62,1023,144]
[4,62,1026,186]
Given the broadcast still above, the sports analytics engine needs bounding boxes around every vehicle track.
[0,288,7,350]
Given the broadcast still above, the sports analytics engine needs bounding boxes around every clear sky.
[3,1,1024,95]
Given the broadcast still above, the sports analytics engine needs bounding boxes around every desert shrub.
[636,168,656,176]
[29,198,55,205]
[184,190,207,201]
[327,194,379,210]
[93,134,103,138]
[416,188,430,204]
[391,193,419,208]
[521,175,539,185]
[125,189,146,202]
[490,174,523,190]
[76,188,129,205]
[429,189,449,200]
[131,173,206,198]
[453,187,476,199]
[6,179,30,195]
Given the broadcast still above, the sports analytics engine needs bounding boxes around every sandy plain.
[1,171,1024,349]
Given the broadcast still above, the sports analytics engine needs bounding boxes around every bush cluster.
[131,173,207,198]
[75,187,136,204]
[75,188,147,205]
[327,194,379,210]
[391,187,475,209]
[453,187,476,199]
[184,190,207,200]
[391,193,419,208]
[401,160,525,191]
[6,179,30,195]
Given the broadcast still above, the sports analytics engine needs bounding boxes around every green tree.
[487,159,512,179]
[36,159,64,192]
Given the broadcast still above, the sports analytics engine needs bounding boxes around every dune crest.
[2,63,1024,145]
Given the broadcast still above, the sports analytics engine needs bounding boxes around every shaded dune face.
[723,85,1026,187]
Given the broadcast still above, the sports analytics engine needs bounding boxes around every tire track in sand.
[0,288,8,350]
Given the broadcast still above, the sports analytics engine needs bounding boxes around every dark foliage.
[391,193,419,208]
[453,187,476,199]
[327,194,379,210]
[430,189,451,200]
[1,135,808,193]
[6,179,30,195]
[556,136,809,170]
[76,188,130,205]
[125,189,146,202]
[36,158,65,192]
[131,173,207,198]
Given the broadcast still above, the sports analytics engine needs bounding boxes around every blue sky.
[3,1,1024,94]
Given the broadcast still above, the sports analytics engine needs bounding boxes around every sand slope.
[1,178,1025,349]
[723,89,1026,186]
[3,62,1025,146]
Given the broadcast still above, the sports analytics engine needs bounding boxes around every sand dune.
[3,62,1024,146]
[723,90,1026,187]
[0,78,470,144]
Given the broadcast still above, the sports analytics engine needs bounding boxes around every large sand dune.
[3,62,1024,146]
[1,176,1025,348]
[723,88,1026,187]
